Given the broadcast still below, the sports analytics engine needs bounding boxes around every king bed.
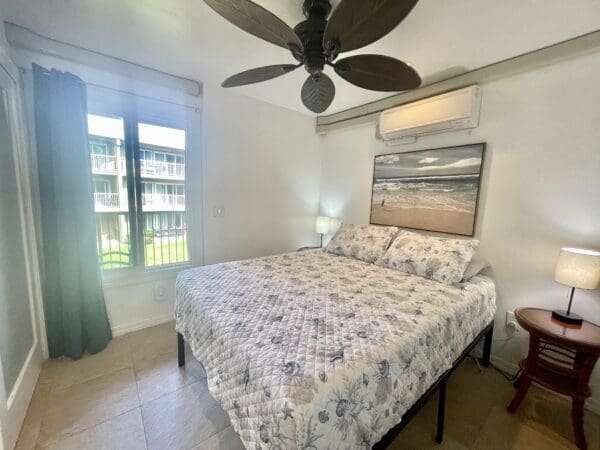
[174,233,496,449]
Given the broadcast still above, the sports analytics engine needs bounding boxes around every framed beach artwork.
[370,143,485,236]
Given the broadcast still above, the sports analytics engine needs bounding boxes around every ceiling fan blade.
[334,55,421,92]
[324,0,419,53]
[222,64,300,87]
[301,73,335,114]
[204,0,303,52]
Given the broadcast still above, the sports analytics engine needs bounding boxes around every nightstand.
[507,307,600,449]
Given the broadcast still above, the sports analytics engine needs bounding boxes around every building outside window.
[88,113,189,270]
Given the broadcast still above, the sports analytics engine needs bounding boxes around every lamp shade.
[315,216,331,235]
[554,247,600,290]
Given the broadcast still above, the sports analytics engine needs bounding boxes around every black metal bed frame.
[177,321,494,448]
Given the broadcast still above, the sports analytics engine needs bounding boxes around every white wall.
[202,87,322,264]
[104,87,322,334]
[318,50,600,411]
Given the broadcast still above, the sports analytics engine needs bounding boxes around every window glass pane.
[88,114,132,270]
[138,122,188,267]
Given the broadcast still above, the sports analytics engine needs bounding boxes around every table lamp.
[315,216,331,248]
[553,247,600,325]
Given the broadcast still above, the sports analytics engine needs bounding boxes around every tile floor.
[15,322,600,449]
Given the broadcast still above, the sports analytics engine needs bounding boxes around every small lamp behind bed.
[553,247,600,325]
[315,216,331,248]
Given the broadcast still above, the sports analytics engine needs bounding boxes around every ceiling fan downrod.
[294,0,334,75]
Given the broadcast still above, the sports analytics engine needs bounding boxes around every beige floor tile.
[15,383,50,450]
[391,411,468,450]
[16,328,600,450]
[41,408,147,450]
[37,367,139,447]
[134,348,206,405]
[128,322,178,367]
[514,385,600,449]
[443,362,515,447]
[472,405,576,450]
[46,337,133,391]
[141,381,230,450]
[192,426,245,450]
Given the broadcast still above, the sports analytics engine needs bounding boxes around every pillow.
[326,223,398,264]
[379,230,480,284]
[463,253,490,280]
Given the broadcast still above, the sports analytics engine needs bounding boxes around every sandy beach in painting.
[371,204,475,235]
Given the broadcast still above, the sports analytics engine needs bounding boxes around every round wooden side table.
[507,307,600,449]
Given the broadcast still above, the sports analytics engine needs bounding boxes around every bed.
[174,249,496,449]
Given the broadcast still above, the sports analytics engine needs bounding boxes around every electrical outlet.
[505,310,520,332]
[153,284,168,302]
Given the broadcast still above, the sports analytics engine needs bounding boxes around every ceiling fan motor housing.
[295,0,332,75]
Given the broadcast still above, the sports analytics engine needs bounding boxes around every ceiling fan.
[204,0,422,113]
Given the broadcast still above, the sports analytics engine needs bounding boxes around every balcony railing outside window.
[93,192,120,210]
[141,193,185,210]
[143,211,188,267]
[96,211,188,269]
[140,160,184,179]
[90,154,117,174]
[96,212,131,269]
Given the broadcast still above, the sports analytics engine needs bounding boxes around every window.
[93,180,110,193]
[91,142,111,155]
[88,111,189,270]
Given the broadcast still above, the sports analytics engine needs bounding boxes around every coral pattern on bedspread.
[175,250,496,450]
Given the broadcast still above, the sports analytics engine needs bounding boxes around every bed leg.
[177,333,185,367]
[435,379,447,444]
[481,325,493,368]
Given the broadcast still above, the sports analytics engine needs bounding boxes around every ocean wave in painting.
[372,174,479,214]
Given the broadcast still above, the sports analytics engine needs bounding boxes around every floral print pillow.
[379,230,480,284]
[325,223,398,264]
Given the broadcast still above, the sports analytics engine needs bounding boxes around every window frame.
[87,89,202,286]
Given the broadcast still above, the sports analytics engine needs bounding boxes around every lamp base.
[551,309,583,325]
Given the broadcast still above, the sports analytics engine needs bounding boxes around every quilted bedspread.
[174,250,496,449]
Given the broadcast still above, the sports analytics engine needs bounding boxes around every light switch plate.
[214,205,225,218]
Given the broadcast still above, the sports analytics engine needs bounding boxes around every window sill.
[101,263,194,289]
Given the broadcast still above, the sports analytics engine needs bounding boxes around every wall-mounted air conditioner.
[379,85,482,145]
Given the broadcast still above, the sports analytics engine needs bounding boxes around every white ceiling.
[2,0,600,115]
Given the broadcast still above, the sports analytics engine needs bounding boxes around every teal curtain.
[33,64,112,359]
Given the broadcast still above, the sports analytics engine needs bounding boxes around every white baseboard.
[490,354,600,415]
[111,314,174,337]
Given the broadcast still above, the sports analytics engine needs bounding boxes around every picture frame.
[370,143,486,236]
